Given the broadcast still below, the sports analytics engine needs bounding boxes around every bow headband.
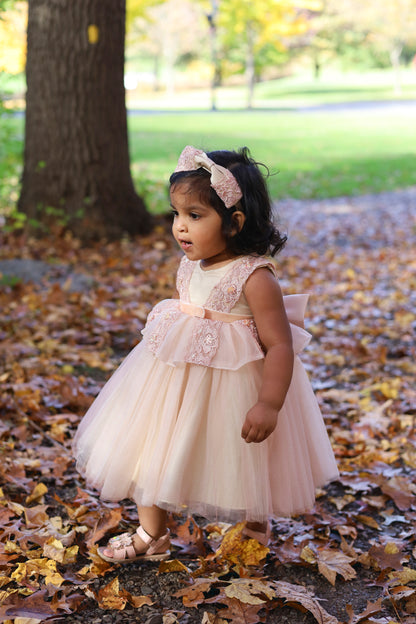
[174,145,243,209]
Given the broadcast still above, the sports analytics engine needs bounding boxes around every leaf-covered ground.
[0,188,415,624]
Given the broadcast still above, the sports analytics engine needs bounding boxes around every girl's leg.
[132,505,168,551]
[245,520,268,533]
[243,519,270,546]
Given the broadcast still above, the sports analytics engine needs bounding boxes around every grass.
[1,68,415,215]
[127,107,416,205]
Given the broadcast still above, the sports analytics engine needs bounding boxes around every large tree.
[19,0,152,241]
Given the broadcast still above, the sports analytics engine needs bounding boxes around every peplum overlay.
[74,255,338,522]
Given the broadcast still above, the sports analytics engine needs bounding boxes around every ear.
[230,210,246,235]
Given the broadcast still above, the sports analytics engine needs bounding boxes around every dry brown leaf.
[346,597,383,624]
[96,577,128,611]
[224,578,275,605]
[174,579,214,607]
[215,597,264,624]
[273,580,339,624]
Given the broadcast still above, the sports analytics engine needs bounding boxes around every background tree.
[19,0,152,241]
[217,0,322,108]
[127,0,207,96]
[306,0,416,89]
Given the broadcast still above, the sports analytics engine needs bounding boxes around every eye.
[171,208,178,218]
[190,212,200,220]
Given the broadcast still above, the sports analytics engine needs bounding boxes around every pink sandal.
[97,526,170,563]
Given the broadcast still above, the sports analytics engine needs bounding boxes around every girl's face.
[171,183,232,267]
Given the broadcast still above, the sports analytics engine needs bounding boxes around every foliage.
[0,193,415,622]
[126,104,416,201]
[0,0,26,74]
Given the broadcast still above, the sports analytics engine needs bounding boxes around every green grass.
[128,107,416,205]
[1,68,415,216]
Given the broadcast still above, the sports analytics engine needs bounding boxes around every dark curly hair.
[169,147,287,257]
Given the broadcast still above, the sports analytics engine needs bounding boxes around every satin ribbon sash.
[180,301,253,323]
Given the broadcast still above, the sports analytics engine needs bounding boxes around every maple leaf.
[301,545,357,585]
[273,581,339,624]
[379,476,416,511]
[169,516,207,556]
[215,597,264,624]
[174,578,215,607]
[346,597,383,624]
[224,578,275,605]
[214,523,269,567]
[367,543,405,571]
[0,588,55,621]
[96,577,128,610]
[85,506,123,548]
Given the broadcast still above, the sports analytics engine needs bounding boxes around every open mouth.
[179,239,192,250]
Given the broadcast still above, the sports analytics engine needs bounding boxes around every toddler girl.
[74,146,338,563]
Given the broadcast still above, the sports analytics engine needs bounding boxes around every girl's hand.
[241,401,278,443]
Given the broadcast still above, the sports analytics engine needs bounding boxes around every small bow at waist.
[180,301,253,323]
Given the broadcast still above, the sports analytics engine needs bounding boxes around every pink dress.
[74,256,338,523]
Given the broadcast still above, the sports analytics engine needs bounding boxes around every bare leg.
[132,505,168,552]
[243,519,270,545]
[245,520,268,533]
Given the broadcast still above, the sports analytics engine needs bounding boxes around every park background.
[0,0,416,231]
[0,2,416,624]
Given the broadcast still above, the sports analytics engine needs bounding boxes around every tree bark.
[19,0,152,241]
[246,22,255,110]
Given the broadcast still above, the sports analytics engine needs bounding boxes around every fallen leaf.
[224,578,275,605]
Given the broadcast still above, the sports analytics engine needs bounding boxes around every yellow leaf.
[301,545,316,564]
[97,577,127,611]
[158,559,189,575]
[26,482,48,505]
[215,523,269,566]
[63,545,79,564]
[5,540,22,554]
[389,567,416,586]
[356,514,381,530]
[88,24,99,44]
[11,563,27,583]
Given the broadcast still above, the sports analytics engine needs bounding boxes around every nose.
[175,215,187,232]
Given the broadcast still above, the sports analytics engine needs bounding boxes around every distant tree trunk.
[207,0,219,111]
[246,23,255,110]
[390,41,403,96]
[19,0,152,241]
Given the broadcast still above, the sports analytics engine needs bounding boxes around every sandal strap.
[136,525,170,556]
[109,532,137,560]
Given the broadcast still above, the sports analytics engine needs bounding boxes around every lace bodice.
[142,256,276,368]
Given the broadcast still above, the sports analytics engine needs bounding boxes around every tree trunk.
[19,0,152,241]
[246,23,255,110]
[390,42,403,96]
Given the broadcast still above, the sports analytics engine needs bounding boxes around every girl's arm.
[241,267,294,443]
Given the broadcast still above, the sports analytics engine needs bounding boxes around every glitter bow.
[174,145,243,208]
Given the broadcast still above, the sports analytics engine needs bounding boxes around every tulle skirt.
[73,342,338,523]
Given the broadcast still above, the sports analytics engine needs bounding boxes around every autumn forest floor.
[0,187,415,624]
